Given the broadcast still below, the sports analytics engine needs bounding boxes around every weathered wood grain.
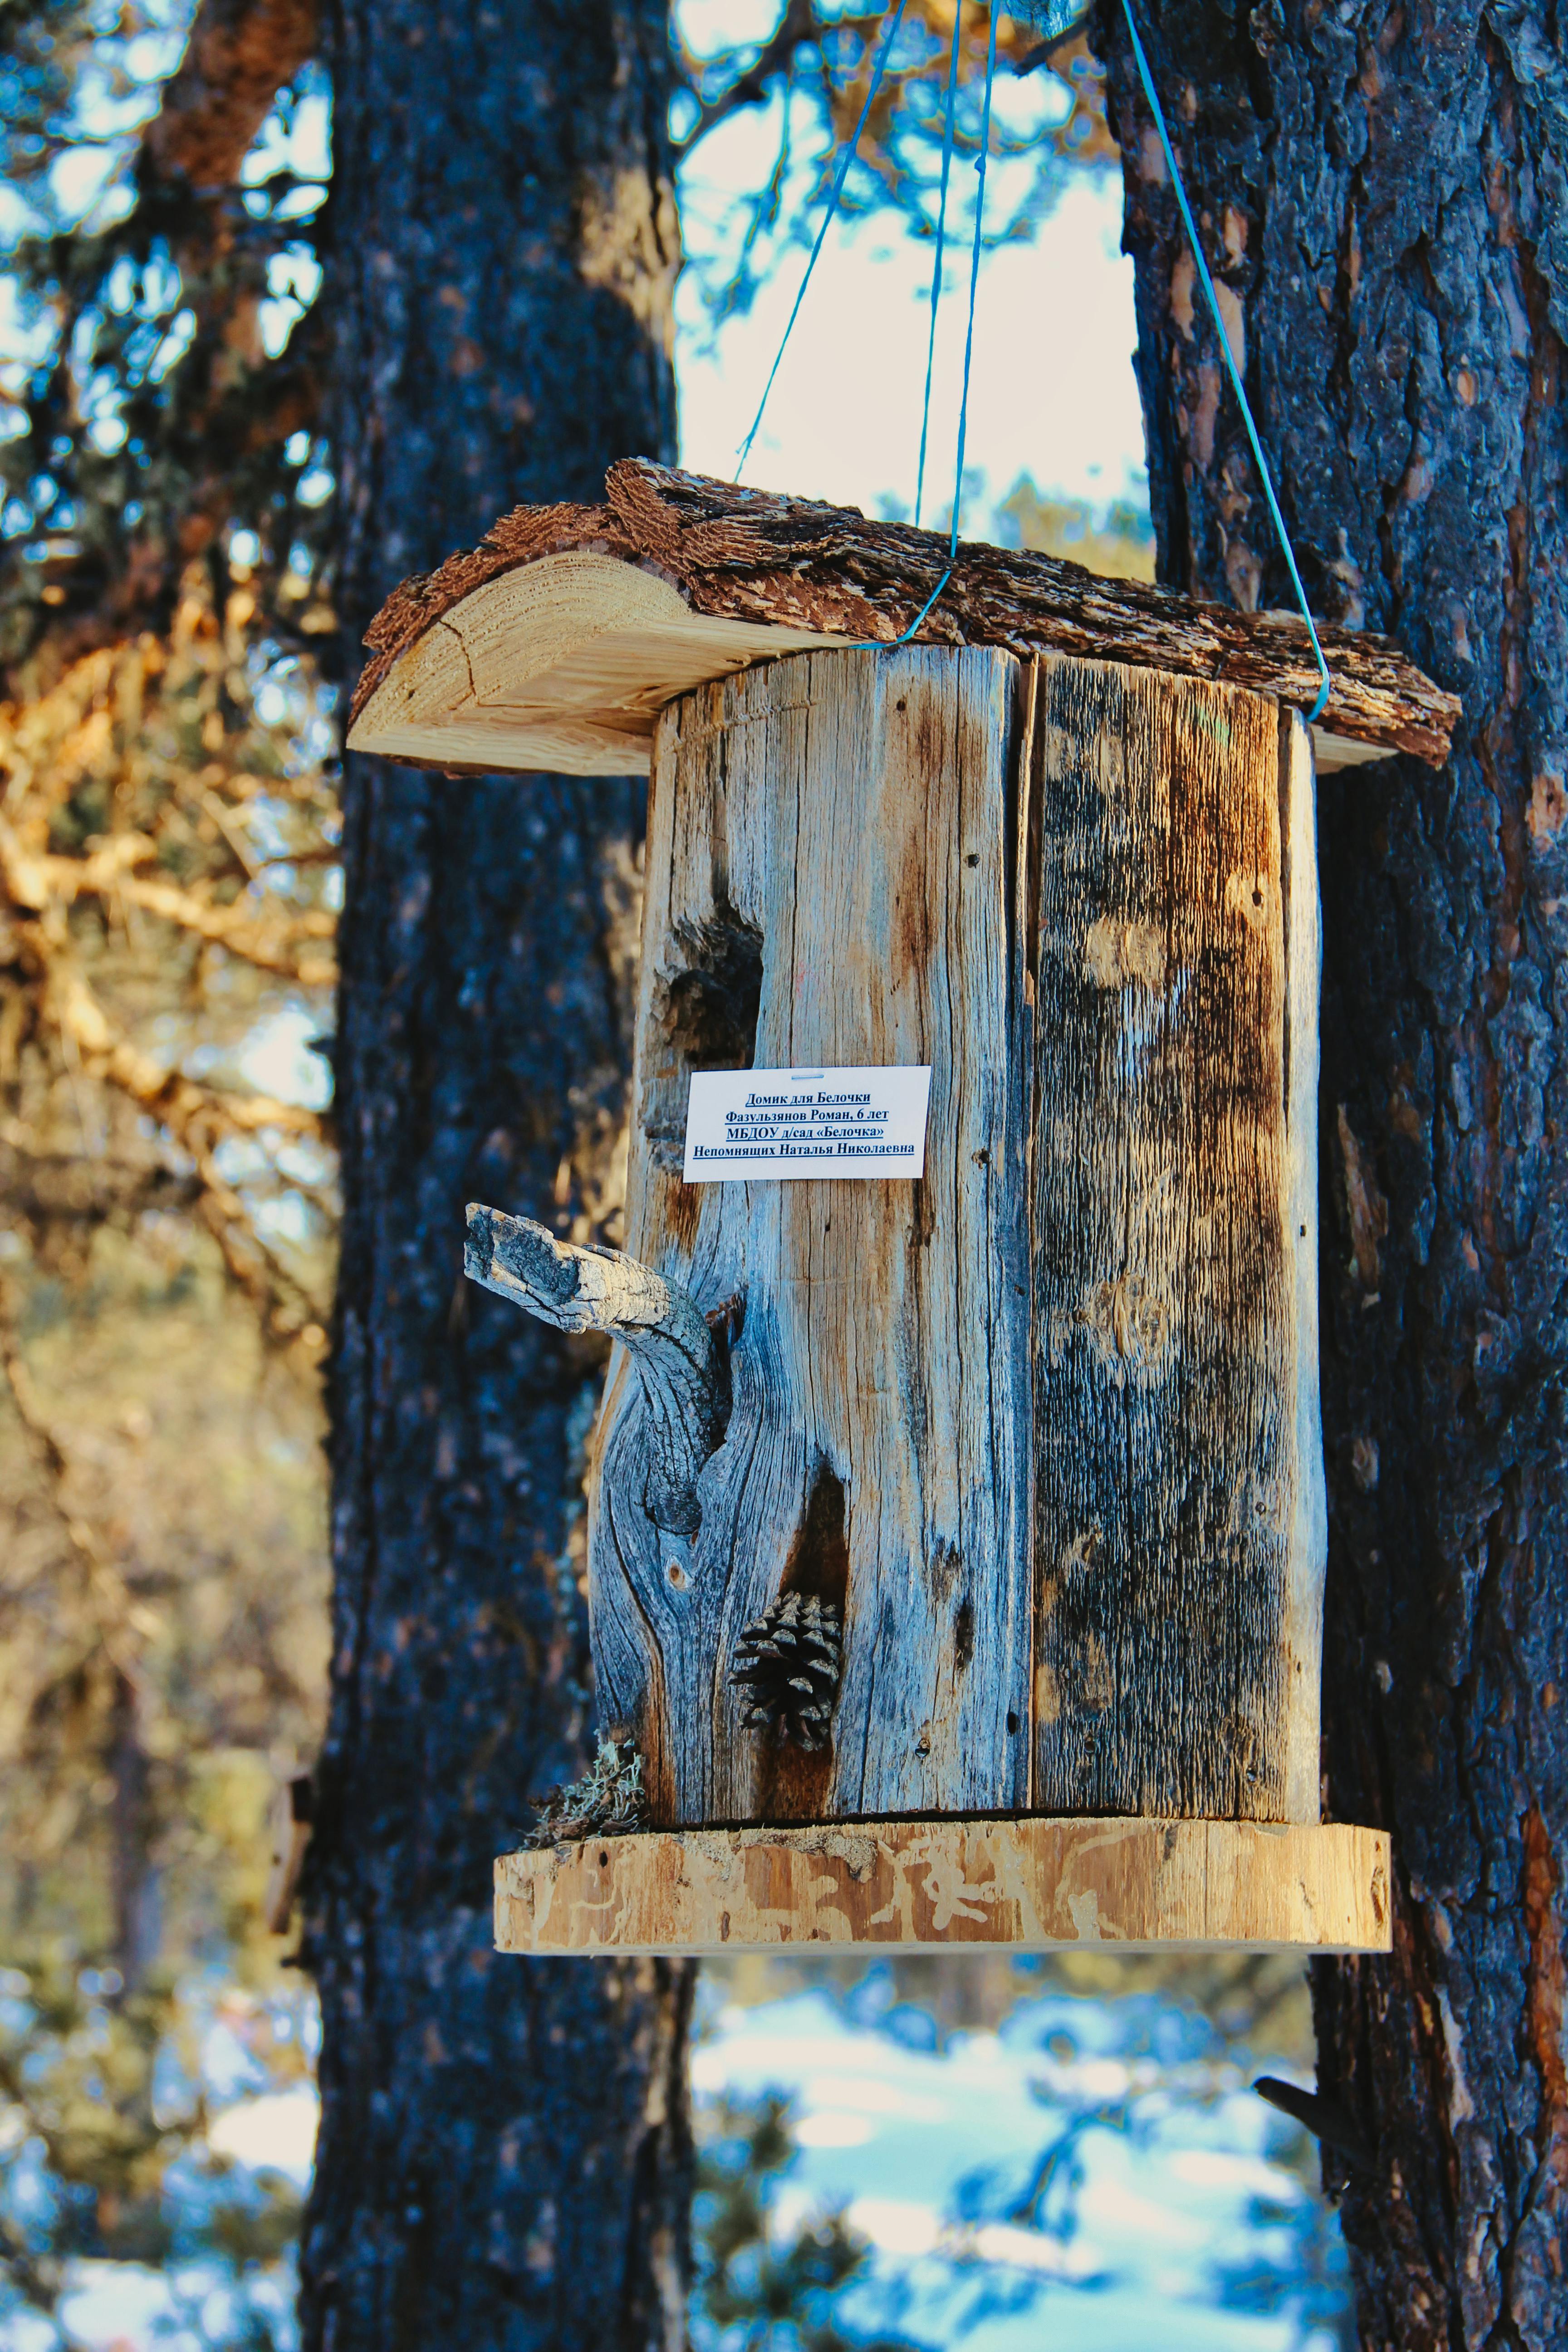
[347,461,1461,773]
[590,644,1034,1827]
[517,644,1329,1834]
[494,1817,1391,1955]
[463,1203,729,1535]
[1029,658,1324,1821]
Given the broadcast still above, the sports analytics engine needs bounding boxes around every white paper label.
[682,1064,932,1183]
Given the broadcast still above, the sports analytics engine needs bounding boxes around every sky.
[674,55,1150,538]
[678,171,1149,533]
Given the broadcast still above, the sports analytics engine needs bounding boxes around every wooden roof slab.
[348,460,1461,779]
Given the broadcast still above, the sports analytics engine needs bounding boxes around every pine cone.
[730,1593,843,1751]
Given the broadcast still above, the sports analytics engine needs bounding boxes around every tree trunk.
[299,5,692,2347]
[1095,5,1568,2344]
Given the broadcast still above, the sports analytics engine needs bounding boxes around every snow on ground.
[39,1970,1345,2352]
[692,1973,1348,2352]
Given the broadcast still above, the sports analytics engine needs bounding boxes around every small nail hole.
[965,853,980,867]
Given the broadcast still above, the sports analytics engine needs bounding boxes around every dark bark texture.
[1095,4,1568,2344]
[299,6,691,2348]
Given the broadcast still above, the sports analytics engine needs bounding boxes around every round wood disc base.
[495,1815,1390,1957]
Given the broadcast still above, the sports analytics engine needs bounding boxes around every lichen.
[521,1735,647,1848]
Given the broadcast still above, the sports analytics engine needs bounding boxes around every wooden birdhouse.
[350,463,1458,1958]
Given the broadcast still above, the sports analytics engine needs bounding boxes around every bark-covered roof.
[351,459,1460,769]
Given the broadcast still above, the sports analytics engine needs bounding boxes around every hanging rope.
[738,3,1314,711]
[735,4,1000,649]
[1118,0,1332,724]
[914,10,963,528]
[946,3,999,555]
[865,0,999,649]
[735,0,912,484]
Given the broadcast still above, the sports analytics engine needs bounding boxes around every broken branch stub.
[463,1204,730,1534]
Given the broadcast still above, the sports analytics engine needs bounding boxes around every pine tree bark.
[1095,6,1568,2344]
[299,6,691,2347]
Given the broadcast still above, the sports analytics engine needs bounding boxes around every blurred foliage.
[675,4,1110,331]
[695,2089,927,2352]
[0,320,334,2339]
[0,0,331,672]
[0,1183,328,2342]
[0,1959,314,2349]
[698,1954,1351,2350]
[0,1228,329,1946]
[0,558,338,1331]
[706,1944,1316,2069]
[997,473,1155,580]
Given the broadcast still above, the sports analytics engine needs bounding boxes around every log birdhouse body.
[598,645,1316,1831]
[353,465,1460,1954]
[618,645,1033,1828]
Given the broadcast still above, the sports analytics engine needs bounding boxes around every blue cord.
[914,10,962,528]
[735,0,912,483]
[1119,0,1332,725]
[860,0,999,650]
[949,2,999,563]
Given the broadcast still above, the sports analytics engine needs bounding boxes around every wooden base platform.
[495,1816,1390,1957]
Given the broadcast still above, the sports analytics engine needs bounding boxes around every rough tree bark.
[298,5,693,2347]
[1095,5,1568,2344]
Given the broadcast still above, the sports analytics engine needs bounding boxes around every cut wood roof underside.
[348,461,1461,777]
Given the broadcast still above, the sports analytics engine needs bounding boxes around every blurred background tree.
[0,10,338,2332]
[1091,6,1568,2346]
